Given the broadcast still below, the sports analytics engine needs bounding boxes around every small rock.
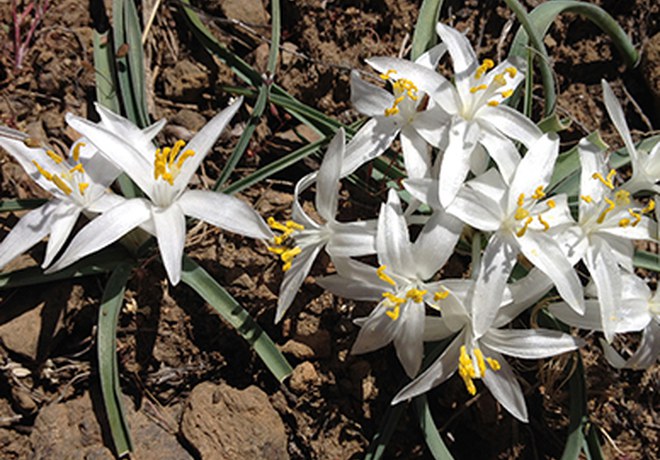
[289,362,320,393]
[280,340,315,360]
[181,382,288,460]
[162,60,209,101]
[220,0,269,27]
[11,386,37,414]
[294,330,331,359]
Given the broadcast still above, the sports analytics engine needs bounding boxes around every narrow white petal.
[478,105,542,148]
[326,220,377,258]
[292,172,320,229]
[152,204,186,285]
[400,126,431,180]
[86,193,126,214]
[578,138,609,218]
[479,127,521,183]
[392,331,464,404]
[316,273,384,302]
[584,242,621,343]
[411,105,450,148]
[276,245,322,323]
[481,347,528,422]
[602,80,638,164]
[483,328,581,359]
[495,269,554,327]
[600,321,660,369]
[414,42,447,69]
[448,186,503,232]
[434,23,477,97]
[315,129,344,222]
[350,71,393,117]
[0,202,58,270]
[439,119,481,208]
[404,178,440,209]
[549,300,606,331]
[377,190,414,277]
[393,300,425,377]
[178,190,271,239]
[43,205,81,268]
[340,118,399,178]
[176,98,243,190]
[351,303,400,355]
[329,256,387,294]
[47,199,152,272]
[413,209,462,279]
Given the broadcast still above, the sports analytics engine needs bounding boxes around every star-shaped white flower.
[317,189,463,377]
[48,98,272,285]
[0,113,164,270]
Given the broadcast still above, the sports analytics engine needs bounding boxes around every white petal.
[351,302,400,355]
[315,129,344,222]
[391,331,464,404]
[292,172,320,229]
[439,119,481,208]
[480,347,528,422]
[434,23,477,97]
[495,268,553,327]
[175,98,243,190]
[316,273,384,302]
[602,80,638,165]
[86,193,126,214]
[518,231,584,314]
[377,190,414,277]
[549,300,606,331]
[326,220,377,257]
[400,126,431,180]
[448,184,503,232]
[340,118,399,178]
[177,190,271,239]
[600,321,660,369]
[327,256,387,295]
[411,105,450,148]
[404,178,440,209]
[413,209,462,279]
[577,138,609,218]
[0,201,58,270]
[350,71,393,117]
[47,199,152,272]
[152,204,186,285]
[393,300,425,377]
[414,42,447,69]
[43,204,81,268]
[478,104,542,148]
[275,245,322,323]
[483,328,581,359]
[479,127,521,184]
[584,242,621,342]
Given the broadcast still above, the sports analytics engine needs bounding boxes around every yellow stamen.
[629,209,642,227]
[618,218,631,227]
[69,163,85,174]
[78,182,90,195]
[532,186,546,200]
[516,216,533,237]
[505,67,517,78]
[377,265,397,286]
[32,160,53,180]
[493,73,507,86]
[487,100,500,107]
[385,305,400,321]
[457,346,501,396]
[473,348,487,377]
[500,89,514,98]
[486,357,501,371]
[153,140,195,185]
[592,169,616,190]
[474,59,494,79]
[72,142,86,162]
[538,214,550,231]
[382,292,405,305]
[434,290,449,301]
[614,190,631,206]
[642,199,655,214]
[596,198,615,224]
[379,69,397,80]
[547,199,556,209]
[46,150,64,164]
[514,207,530,220]
[281,246,302,271]
[52,175,72,195]
[405,288,427,303]
[580,195,593,203]
[517,193,525,207]
[470,84,488,94]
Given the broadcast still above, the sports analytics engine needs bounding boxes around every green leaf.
[0,247,132,290]
[633,250,660,272]
[180,256,293,382]
[363,402,408,460]
[413,395,454,459]
[561,354,588,460]
[0,198,46,212]
[411,0,444,61]
[92,30,120,113]
[98,262,134,456]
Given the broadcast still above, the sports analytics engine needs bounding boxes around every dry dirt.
[0,0,658,459]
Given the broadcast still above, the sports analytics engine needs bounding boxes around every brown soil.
[0,0,658,459]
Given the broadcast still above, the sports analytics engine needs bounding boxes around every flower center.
[379,69,419,117]
[32,142,90,197]
[153,139,195,185]
[376,265,427,321]
[267,217,305,271]
[458,345,501,395]
[468,59,517,108]
[512,186,555,237]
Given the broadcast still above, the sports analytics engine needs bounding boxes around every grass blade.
[97,262,134,456]
[92,29,120,113]
[122,0,150,127]
[0,198,47,212]
[561,354,587,460]
[411,0,444,61]
[363,402,408,460]
[413,395,454,459]
[0,247,131,290]
[633,250,660,272]
[180,255,293,382]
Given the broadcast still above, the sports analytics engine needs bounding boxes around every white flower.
[602,80,660,194]
[317,189,463,377]
[0,113,164,270]
[559,139,656,341]
[427,23,541,208]
[342,43,449,179]
[47,98,272,285]
[448,133,584,336]
[393,276,581,422]
[268,129,377,322]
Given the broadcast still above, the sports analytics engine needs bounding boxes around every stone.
[220,0,269,27]
[181,382,288,459]
[162,60,209,101]
[289,362,320,393]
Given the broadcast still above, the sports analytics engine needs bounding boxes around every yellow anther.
[628,209,642,227]
[580,195,593,203]
[281,246,302,271]
[500,89,514,98]
[52,175,72,195]
[618,218,631,227]
[383,78,419,117]
[458,346,477,395]
[532,186,546,200]
[267,246,286,255]
[32,160,53,180]
[642,199,655,214]
[72,142,86,162]
[473,348,487,377]
[382,291,405,305]
[475,59,494,79]
[514,207,530,220]
[470,84,488,94]
[517,193,525,207]
[516,216,533,237]
[153,141,195,185]
[385,305,401,321]
[286,221,305,231]
[405,288,427,303]
[538,214,550,231]
[78,182,90,195]
[169,140,186,164]
[596,198,615,224]
[434,290,449,301]
[487,100,500,107]
[379,69,397,80]
[175,150,195,168]
[493,73,507,86]
[268,217,288,232]
[377,265,397,286]
[547,199,556,209]
[384,107,400,117]
[614,190,631,206]
[592,169,616,190]
[486,357,501,371]
[69,163,85,174]
[505,67,517,78]
[46,150,64,164]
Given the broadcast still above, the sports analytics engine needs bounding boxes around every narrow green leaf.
[633,250,660,272]
[122,0,150,127]
[585,423,605,460]
[364,402,408,460]
[92,30,120,113]
[411,0,444,61]
[538,112,572,133]
[267,0,281,75]
[561,354,588,460]
[0,198,47,212]
[180,256,293,382]
[98,262,134,456]
[413,395,454,459]
[0,247,132,290]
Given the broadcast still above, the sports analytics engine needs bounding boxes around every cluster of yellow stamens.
[376,265,429,320]
[582,169,655,227]
[153,140,195,185]
[379,69,420,117]
[458,345,501,395]
[267,217,304,271]
[513,186,555,237]
[32,142,89,197]
[470,59,518,107]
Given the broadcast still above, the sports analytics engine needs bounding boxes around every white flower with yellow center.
[429,23,542,208]
[0,113,164,270]
[317,189,462,377]
[557,139,656,342]
[393,277,581,422]
[602,80,660,195]
[47,98,272,285]
[267,129,377,323]
[342,43,451,180]
[448,133,584,336]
